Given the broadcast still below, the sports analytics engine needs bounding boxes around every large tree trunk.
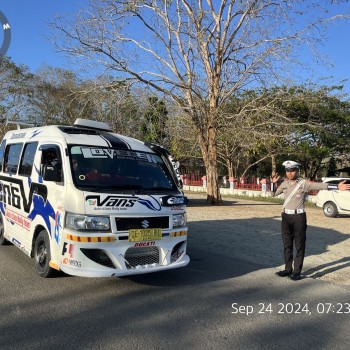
[198,125,222,205]
[226,159,233,178]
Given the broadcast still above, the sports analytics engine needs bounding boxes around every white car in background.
[316,177,350,217]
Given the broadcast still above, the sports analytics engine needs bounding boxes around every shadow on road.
[127,215,348,286]
[1,214,349,349]
[126,244,265,287]
[303,257,350,278]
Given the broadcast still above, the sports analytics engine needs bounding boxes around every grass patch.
[224,193,284,204]
[224,193,317,207]
[186,190,317,207]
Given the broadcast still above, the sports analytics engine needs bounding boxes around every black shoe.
[275,270,293,277]
[288,273,301,281]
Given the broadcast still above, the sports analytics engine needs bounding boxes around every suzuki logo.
[141,220,150,228]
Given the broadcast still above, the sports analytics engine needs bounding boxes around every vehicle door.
[332,179,350,211]
[38,144,65,245]
[1,142,24,240]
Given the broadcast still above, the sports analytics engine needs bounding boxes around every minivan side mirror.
[42,165,62,182]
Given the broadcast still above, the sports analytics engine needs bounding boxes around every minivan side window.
[4,143,23,174]
[18,142,38,176]
[40,145,64,183]
[0,139,6,171]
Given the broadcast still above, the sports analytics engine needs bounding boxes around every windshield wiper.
[96,184,144,191]
[78,184,175,193]
[135,186,175,193]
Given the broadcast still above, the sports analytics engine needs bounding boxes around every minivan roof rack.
[73,118,111,132]
[0,117,38,130]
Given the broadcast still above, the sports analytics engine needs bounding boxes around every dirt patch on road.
[185,191,350,286]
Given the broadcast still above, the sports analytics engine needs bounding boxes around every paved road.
[1,193,350,350]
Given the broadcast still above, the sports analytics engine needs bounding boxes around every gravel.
[185,191,350,286]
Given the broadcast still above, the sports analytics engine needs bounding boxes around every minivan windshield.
[69,145,178,193]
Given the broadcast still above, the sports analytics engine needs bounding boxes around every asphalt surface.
[1,193,350,350]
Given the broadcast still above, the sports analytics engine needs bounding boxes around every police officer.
[271,160,350,281]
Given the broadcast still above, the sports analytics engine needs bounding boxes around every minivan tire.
[34,230,55,277]
[0,214,8,245]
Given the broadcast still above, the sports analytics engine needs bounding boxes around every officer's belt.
[283,209,305,215]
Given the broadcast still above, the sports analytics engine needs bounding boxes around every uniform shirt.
[272,178,328,211]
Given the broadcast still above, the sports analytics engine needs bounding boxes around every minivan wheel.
[0,215,8,245]
[34,230,55,277]
[323,202,338,218]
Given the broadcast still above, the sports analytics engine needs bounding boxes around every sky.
[0,0,88,71]
[0,0,350,93]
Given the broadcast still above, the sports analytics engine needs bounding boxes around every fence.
[181,174,320,194]
[234,182,262,191]
[182,175,268,191]
[182,174,203,187]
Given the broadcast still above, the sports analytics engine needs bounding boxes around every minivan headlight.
[173,213,186,228]
[66,213,110,231]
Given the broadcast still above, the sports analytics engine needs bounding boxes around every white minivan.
[0,119,189,277]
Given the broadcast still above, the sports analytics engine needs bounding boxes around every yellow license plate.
[128,228,162,242]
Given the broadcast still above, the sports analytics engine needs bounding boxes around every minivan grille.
[124,247,160,268]
[116,217,169,231]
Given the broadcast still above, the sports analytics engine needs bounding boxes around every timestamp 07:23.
[231,302,350,316]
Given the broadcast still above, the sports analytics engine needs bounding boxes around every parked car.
[316,177,350,217]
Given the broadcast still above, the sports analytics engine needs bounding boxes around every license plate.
[128,228,162,242]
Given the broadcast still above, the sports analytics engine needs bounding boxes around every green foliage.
[215,84,350,179]
[0,57,34,138]
[140,97,168,144]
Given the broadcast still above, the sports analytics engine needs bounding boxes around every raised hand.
[270,172,281,184]
[338,180,350,191]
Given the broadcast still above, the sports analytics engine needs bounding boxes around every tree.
[217,88,302,179]
[0,57,33,134]
[28,66,81,125]
[28,67,144,136]
[141,97,168,144]
[53,0,347,204]
[215,84,350,180]
[281,85,350,179]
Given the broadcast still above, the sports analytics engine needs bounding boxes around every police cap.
[282,160,300,170]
